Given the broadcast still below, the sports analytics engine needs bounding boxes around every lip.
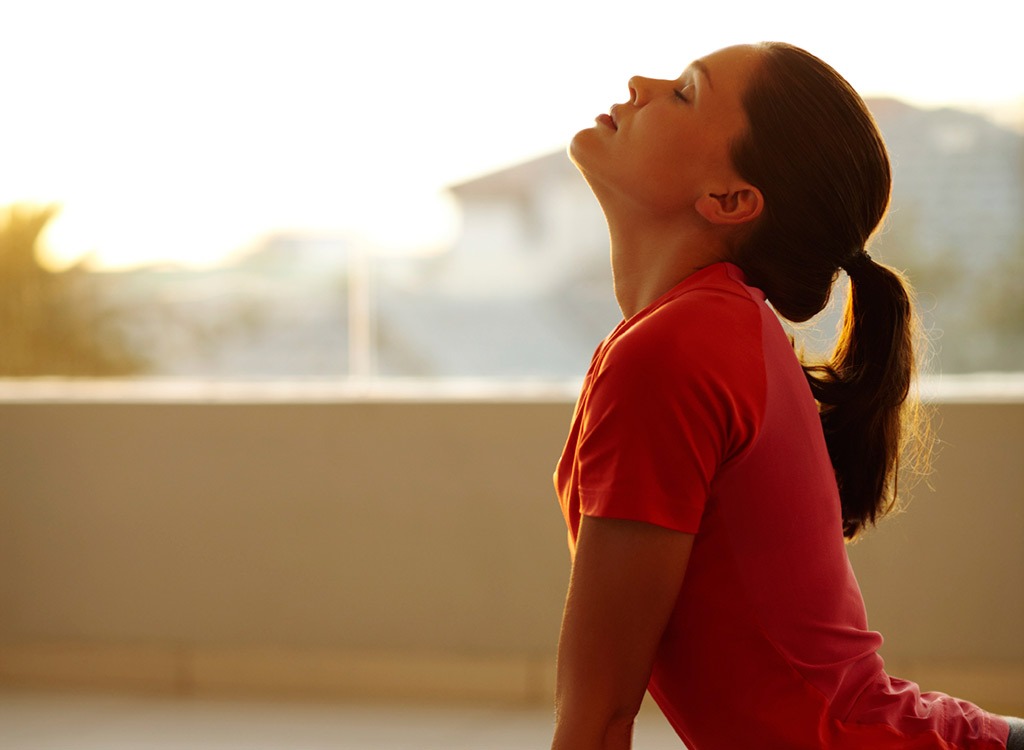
[596,106,619,131]
[608,104,622,129]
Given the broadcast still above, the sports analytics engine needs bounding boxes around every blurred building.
[90,99,1024,378]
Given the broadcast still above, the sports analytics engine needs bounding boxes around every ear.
[695,185,764,226]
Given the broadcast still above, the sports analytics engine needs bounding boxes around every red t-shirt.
[555,262,1008,749]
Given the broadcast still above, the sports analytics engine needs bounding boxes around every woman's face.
[570,44,762,217]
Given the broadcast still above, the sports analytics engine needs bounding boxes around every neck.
[606,213,729,319]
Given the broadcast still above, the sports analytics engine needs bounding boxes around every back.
[555,262,1007,749]
[646,265,884,747]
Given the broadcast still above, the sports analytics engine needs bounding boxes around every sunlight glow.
[4,0,1021,270]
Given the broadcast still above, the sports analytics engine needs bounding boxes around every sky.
[3,0,1022,270]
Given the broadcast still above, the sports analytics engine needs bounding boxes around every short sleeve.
[576,289,765,533]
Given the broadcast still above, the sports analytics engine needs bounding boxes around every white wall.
[0,385,1021,712]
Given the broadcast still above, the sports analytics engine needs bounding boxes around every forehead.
[690,44,762,87]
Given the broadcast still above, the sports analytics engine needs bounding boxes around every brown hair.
[730,42,927,539]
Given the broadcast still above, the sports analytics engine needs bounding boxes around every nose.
[627,76,655,105]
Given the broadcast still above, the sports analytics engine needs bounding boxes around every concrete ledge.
[2,642,1022,716]
[0,642,184,694]
[0,642,557,705]
[189,648,555,703]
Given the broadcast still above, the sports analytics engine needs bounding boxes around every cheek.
[663,131,733,186]
[631,133,702,193]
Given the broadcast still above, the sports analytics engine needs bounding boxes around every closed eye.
[675,84,694,103]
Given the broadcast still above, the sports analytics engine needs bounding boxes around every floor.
[0,689,684,749]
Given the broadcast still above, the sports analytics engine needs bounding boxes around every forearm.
[549,516,694,750]
[550,560,648,750]
[551,709,635,750]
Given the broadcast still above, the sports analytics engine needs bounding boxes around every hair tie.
[843,249,872,273]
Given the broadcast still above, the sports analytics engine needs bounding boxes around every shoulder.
[604,269,765,381]
[579,264,768,482]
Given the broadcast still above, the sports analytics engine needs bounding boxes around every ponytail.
[803,253,928,539]
[730,42,932,540]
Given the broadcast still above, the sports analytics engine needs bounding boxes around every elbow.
[552,697,640,749]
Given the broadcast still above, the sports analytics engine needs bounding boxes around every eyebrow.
[690,59,713,89]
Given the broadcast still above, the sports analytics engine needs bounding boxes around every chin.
[567,128,597,172]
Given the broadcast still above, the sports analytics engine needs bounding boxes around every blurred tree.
[0,203,148,375]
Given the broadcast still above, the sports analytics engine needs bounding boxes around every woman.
[551,42,1023,749]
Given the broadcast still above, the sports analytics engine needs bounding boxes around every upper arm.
[552,514,694,748]
[577,294,763,533]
